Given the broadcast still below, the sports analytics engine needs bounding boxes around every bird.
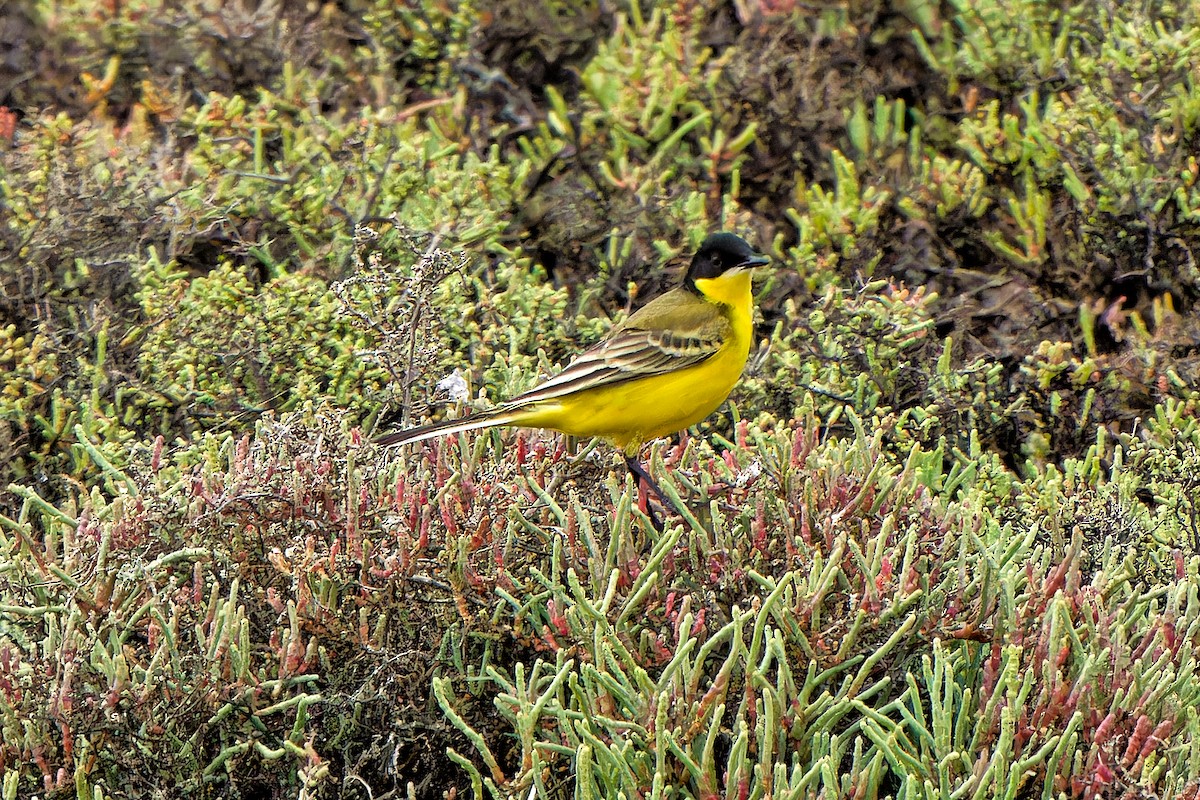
[376,232,770,527]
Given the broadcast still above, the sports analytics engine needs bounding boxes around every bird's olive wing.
[507,320,729,406]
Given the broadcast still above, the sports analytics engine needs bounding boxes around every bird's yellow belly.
[520,336,750,454]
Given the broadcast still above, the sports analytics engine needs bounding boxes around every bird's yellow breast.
[516,270,754,454]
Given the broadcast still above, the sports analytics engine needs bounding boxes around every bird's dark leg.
[625,455,686,532]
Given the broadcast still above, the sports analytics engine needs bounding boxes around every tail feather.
[375,407,526,447]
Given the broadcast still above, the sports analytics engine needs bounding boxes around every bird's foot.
[625,455,685,532]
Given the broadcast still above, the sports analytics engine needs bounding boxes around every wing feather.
[507,291,731,407]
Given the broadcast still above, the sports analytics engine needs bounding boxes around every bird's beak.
[740,254,770,268]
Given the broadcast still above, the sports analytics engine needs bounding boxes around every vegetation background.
[3,0,1200,798]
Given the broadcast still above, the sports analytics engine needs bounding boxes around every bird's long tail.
[375,406,528,447]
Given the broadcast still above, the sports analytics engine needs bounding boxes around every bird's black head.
[685,233,769,291]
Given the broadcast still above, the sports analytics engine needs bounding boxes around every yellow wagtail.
[377,232,770,526]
